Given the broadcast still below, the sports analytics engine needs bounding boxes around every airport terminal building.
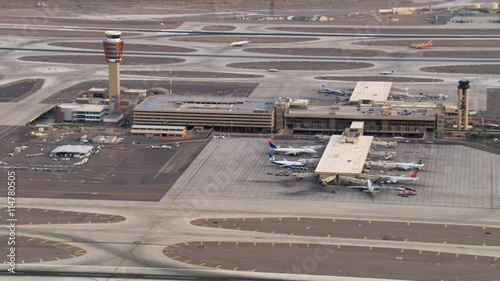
[285,104,438,137]
[133,95,276,134]
[130,82,464,138]
[315,122,373,177]
[285,82,457,138]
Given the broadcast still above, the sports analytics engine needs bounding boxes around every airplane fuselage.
[395,163,424,170]
[271,147,316,155]
[230,40,250,47]
[269,154,304,167]
[382,176,418,184]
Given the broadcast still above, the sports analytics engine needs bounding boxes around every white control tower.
[103,31,124,114]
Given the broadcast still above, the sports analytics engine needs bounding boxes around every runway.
[3,44,500,62]
[0,6,499,281]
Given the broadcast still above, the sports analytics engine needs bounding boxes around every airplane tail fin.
[417,159,424,164]
[427,40,433,46]
[269,153,275,161]
[410,171,418,178]
[268,139,278,149]
[321,84,326,90]
[246,37,250,42]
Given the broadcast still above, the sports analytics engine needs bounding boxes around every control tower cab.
[103,31,123,63]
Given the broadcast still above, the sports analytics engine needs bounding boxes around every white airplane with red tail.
[380,172,418,184]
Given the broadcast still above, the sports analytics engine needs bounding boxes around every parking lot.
[1,127,210,201]
[168,137,499,209]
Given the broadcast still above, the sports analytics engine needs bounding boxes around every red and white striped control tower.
[103,31,124,114]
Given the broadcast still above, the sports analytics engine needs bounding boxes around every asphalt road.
[13,181,168,201]
[192,217,500,246]
[0,207,125,225]
[49,42,197,53]
[18,55,185,65]
[0,79,44,103]
[121,70,264,79]
[165,241,500,281]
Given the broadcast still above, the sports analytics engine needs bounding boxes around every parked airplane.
[380,70,394,75]
[368,150,396,160]
[319,84,346,96]
[315,135,332,141]
[230,37,250,47]
[419,93,448,100]
[269,153,304,168]
[373,139,397,148]
[268,140,316,155]
[380,171,418,184]
[396,161,424,170]
[409,40,433,49]
[348,180,390,195]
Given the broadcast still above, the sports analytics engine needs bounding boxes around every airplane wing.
[382,177,398,182]
[375,185,392,189]
[279,163,301,168]
[347,185,367,189]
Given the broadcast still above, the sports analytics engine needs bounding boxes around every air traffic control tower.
[457,80,470,130]
[103,31,124,114]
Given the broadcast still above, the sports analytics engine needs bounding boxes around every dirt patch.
[268,26,500,35]
[41,79,258,104]
[202,25,236,31]
[49,42,197,53]
[0,78,44,102]
[353,39,500,48]
[486,88,500,118]
[170,36,319,44]
[0,28,140,38]
[227,61,373,71]
[0,15,181,30]
[315,76,443,83]
[260,12,451,27]
[19,55,185,65]
[0,0,417,10]
[122,70,264,79]
[420,64,500,75]
[0,1,457,29]
[243,48,382,57]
